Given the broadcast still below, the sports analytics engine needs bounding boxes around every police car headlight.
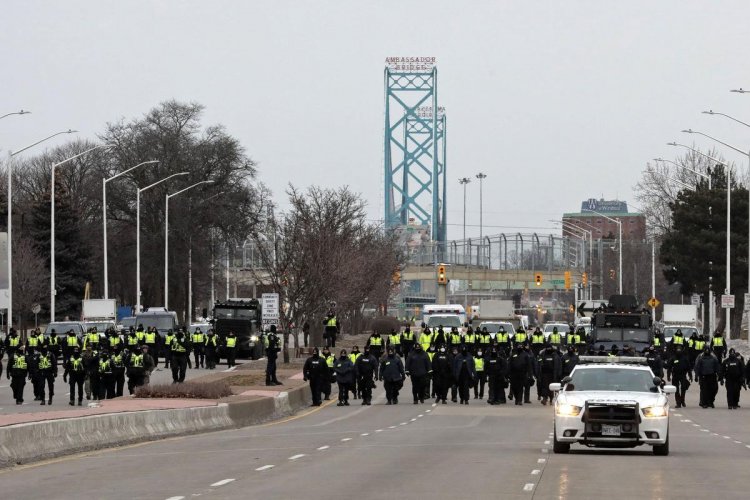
[642,404,668,418]
[249,335,259,342]
[555,403,582,417]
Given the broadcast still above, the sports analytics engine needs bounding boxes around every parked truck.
[476,299,527,335]
[661,304,700,341]
[82,299,118,332]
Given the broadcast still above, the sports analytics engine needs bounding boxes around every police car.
[549,357,676,456]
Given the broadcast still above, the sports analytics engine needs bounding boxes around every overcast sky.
[3,1,750,240]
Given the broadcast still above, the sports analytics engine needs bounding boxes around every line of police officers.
[2,325,244,406]
[302,324,750,410]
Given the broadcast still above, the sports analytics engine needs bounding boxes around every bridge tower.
[383,57,447,242]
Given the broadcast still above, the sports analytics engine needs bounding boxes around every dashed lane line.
[523,483,535,492]
[361,433,369,436]
[375,429,383,432]
[341,438,352,442]
[530,470,540,475]
[289,454,305,460]
[255,465,275,472]
[210,479,236,487]
[317,446,329,450]
[537,458,546,464]
[165,497,185,500]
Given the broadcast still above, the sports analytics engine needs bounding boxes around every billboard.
[580,199,628,213]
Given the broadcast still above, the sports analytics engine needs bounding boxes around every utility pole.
[458,177,471,241]
[475,173,487,240]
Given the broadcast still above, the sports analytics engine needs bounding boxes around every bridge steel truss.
[383,66,447,242]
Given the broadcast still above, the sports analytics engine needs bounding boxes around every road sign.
[550,279,565,285]
[261,293,280,328]
[690,294,701,306]
[31,303,41,314]
[576,300,609,317]
[721,294,735,309]
[647,297,660,309]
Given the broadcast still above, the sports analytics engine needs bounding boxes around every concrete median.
[0,383,311,468]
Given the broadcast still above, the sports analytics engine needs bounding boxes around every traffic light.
[393,270,401,285]
[582,272,588,287]
[437,264,447,285]
[535,273,543,286]
[564,271,571,290]
[609,269,616,280]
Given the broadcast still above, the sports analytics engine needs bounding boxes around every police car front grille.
[587,405,637,422]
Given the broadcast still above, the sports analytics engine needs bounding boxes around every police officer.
[323,311,339,348]
[418,327,433,351]
[111,345,126,397]
[694,347,721,408]
[126,346,146,394]
[486,345,508,405]
[539,344,561,406]
[666,344,691,408]
[192,327,206,369]
[380,346,405,405]
[405,343,431,404]
[125,328,140,352]
[530,327,546,355]
[477,327,492,354]
[334,349,354,406]
[508,344,532,406]
[496,326,511,356]
[448,327,462,352]
[366,331,384,360]
[387,329,402,356]
[670,328,685,354]
[320,347,334,400]
[452,345,476,405]
[513,327,528,349]
[354,346,378,405]
[205,329,218,370]
[35,345,57,405]
[144,327,159,367]
[560,346,578,377]
[46,330,62,360]
[473,347,486,400]
[82,345,100,401]
[463,328,477,355]
[224,331,238,367]
[722,349,745,409]
[98,349,116,400]
[433,326,448,348]
[5,328,22,363]
[431,346,452,404]
[265,325,282,386]
[547,327,563,350]
[84,327,101,351]
[525,344,538,404]
[63,347,86,405]
[711,331,727,360]
[164,329,175,369]
[170,329,191,383]
[7,346,30,405]
[401,326,415,360]
[303,348,327,406]
[348,346,361,399]
[645,345,664,379]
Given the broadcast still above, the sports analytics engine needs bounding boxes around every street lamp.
[102,160,159,300]
[475,173,487,240]
[582,208,622,294]
[51,145,109,321]
[556,220,593,300]
[653,156,712,190]
[8,129,77,332]
[164,180,214,310]
[0,110,30,121]
[136,172,188,313]
[682,129,741,338]
[458,177,471,241]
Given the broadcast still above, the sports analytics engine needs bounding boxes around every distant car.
[478,321,516,338]
[425,314,464,331]
[662,326,699,343]
[45,321,86,339]
[118,316,136,331]
[83,321,116,333]
[543,323,571,338]
[550,356,675,456]
[188,323,211,335]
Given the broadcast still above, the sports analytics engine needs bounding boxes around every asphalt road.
[2,381,750,499]
[0,357,246,414]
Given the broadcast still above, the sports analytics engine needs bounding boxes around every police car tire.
[652,432,669,456]
[553,426,570,454]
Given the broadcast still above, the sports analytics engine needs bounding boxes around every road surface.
[2,384,749,499]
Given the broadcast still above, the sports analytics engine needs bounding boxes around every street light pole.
[0,110,30,121]
[164,180,214,309]
[102,160,158,300]
[458,177,471,241]
[50,145,108,321]
[8,129,77,332]
[583,208,622,294]
[136,172,187,313]
[475,173,487,240]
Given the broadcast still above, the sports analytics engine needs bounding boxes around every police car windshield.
[45,323,84,335]
[568,368,657,392]
[215,307,256,320]
[663,327,698,337]
[479,323,512,334]
[136,316,175,331]
[427,316,462,328]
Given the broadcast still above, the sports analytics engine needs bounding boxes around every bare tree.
[12,235,48,333]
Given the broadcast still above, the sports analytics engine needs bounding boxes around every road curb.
[0,384,311,468]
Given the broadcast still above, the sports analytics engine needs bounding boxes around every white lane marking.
[426,410,431,413]
[255,465,274,471]
[523,483,535,492]
[681,419,691,423]
[531,469,540,475]
[701,429,709,432]
[541,448,548,453]
[211,479,235,487]
[389,426,396,429]
[289,454,305,460]
[317,446,329,450]
[418,414,424,417]
[674,413,682,417]
[432,403,437,407]
[712,433,719,436]
[341,438,352,442]
[734,441,742,444]
[537,458,546,464]
[361,433,369,436]
[410,418,417,422]
[165,497,185,500]
[746,445,750,449]
[375,429,383,432]
[544,440,551,445]
[400,422,407,426]
[723,435,731,439]
[0,385,8,388]
[692,423,700,427]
